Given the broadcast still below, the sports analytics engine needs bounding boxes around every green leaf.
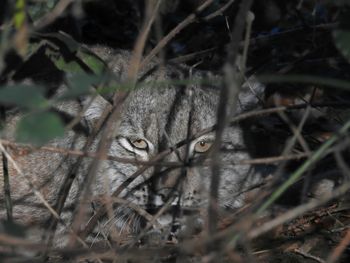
[333,30,350,62]
[16,112,65,145]
[32,32,107,75]
[44,45,106,75]
[14,0,26,28]
[0,85,49,109]
[28,0,58,21]
[77,47,106,75]
[59,74,103,99]
[47,0,57,9]
[35,31,80,53]
[45,47,85,74]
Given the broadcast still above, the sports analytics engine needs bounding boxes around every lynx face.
[89,84,260,239]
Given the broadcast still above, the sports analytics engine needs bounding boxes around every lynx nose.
[151,166,183,204]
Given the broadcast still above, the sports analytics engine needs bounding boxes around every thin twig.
[203,0,236,20]
[327,228,350,263]
[248,182,350,240]
[126,195,177,248]
[294,248,326,263]
[127,0,162,82]
[258,74,350,91]
[34,0,75,29]
[168,48,216,64]
[140,0,215,69]
[208,0,254,236]
[0,233,43,248]
[1,152,12,221]
[96,196,161,228]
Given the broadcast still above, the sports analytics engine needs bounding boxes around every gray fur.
[0,46,264,245]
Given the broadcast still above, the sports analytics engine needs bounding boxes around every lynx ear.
[238,77,265,113]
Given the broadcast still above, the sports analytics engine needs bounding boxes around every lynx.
[0,46,263,245]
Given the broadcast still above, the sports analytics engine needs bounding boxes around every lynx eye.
[130,139,148,150]
[194,140,212,153]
